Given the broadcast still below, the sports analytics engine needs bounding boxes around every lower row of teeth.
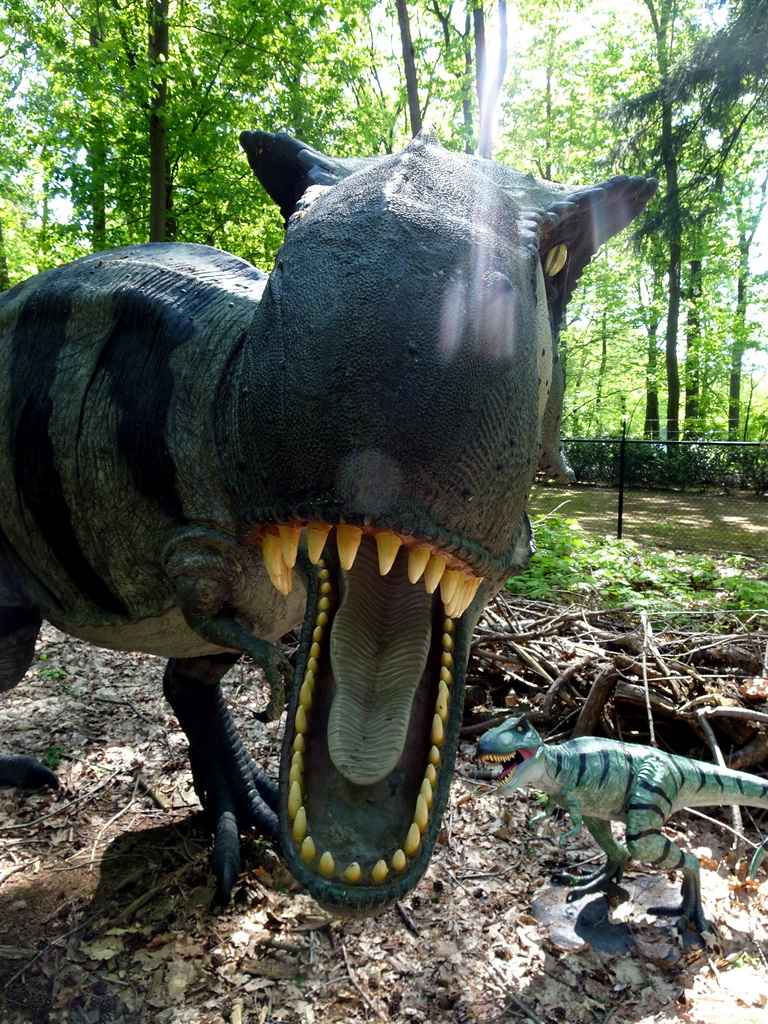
[260,522,482,618]
[287,564,454,885]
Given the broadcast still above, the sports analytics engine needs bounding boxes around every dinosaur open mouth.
[251,524,483,908]
[480,746,536,784]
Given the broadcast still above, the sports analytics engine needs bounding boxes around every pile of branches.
[466,592,768,773]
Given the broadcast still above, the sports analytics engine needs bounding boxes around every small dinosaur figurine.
[477,716,768,932]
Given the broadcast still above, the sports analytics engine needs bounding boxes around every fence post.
[617,421,627,539]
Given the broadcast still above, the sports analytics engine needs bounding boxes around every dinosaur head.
[477,716,545,792]
[232,130,656,914]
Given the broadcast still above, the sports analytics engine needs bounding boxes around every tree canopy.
[2,0,767,440]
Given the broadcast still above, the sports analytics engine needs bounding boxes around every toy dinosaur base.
[530,876,708,955]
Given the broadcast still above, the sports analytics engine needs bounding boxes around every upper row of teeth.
[479,752,512,764]
[260,523,482,618]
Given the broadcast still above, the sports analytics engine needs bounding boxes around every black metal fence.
[529,436,768,559]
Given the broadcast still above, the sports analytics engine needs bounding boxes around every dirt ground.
[529,484,767,558]
[1,621,768,1024]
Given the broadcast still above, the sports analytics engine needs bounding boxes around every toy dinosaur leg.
[625,778,709,933]
[0,606,58,788]
[163,653,279,905]
[560,816,630,904]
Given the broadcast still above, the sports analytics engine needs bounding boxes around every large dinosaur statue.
[478,716,768,932]
[0,128,656,915]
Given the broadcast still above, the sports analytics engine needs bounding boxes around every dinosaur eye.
[543,244,567,277]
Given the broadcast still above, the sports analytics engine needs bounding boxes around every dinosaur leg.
[0,606,58,789]
[560,816,630,904]
[625,779,710,933]
[163,653,279,905]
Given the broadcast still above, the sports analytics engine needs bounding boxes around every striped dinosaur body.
[0,127,656,915]
[478,717,768,932]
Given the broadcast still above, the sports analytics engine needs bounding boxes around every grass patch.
[507,513,768,612]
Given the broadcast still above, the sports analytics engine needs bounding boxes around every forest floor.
[529,484,767,558]
[1,598,768,1024]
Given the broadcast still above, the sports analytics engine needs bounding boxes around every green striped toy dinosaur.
[477,716,768,932]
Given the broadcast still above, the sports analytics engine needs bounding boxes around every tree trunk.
[0,219,10,292]
[728,264,747,438]
[644,0,682,441]
[664,236,682,440]
[89,25,107,252]
[683,257,702,436]
[643,320,661,439]
[396,0,422,137]
[148,0,169,243]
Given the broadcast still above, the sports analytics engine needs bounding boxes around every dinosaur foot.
[646,902,714,937]
[0,753,59,790]
[563,877,629,907]
[164,657,279,905]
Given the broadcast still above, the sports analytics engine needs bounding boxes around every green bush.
[506,515,768,611]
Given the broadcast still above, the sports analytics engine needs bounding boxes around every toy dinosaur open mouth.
[250,525,483,912]
[480,746,536,784]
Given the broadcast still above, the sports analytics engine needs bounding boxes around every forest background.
[1,0,768,445]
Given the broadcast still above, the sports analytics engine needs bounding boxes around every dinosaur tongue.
[327,538,433,786]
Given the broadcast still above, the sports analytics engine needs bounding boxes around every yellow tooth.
[293,734,306,754]
[307,657,318,675]
[421,777,433,806]
[428,745,440,766]
[301,836,316,863]
[292,806,307,840]
[414,794,429,832]
[440,665,452,684]
[299,679,313,711]
[544,242,567,276]
[310,642,321,659]
[319,851,335,877]
[404,822,421,856]
[441,650,453,668]
[292,750,304,772]
[430,714,444,746]
[316,612,328,627]
[336,525,362,569]
[408,546,432,583]
[371,859,389,884]
[320,580,332,594]
[344,862,362,883]
[288,780,303,821]
[440,569,462,606]
[318,595,331,611]
[307,522,332,563]
[425,763,437,786]
[318,563,329,578]
[435,686,449,724]
[423,554,447,594]
[295,705,308,735]
[289,764,303,788]
[376,532,402,575]
[391,849,407,872]
[448,576,482,618]
[312,625,324,643]
[262,531,292,595]
[278,524,301,568]
[443,617,454,633]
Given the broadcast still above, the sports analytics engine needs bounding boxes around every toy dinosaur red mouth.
[480,746,536,783]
